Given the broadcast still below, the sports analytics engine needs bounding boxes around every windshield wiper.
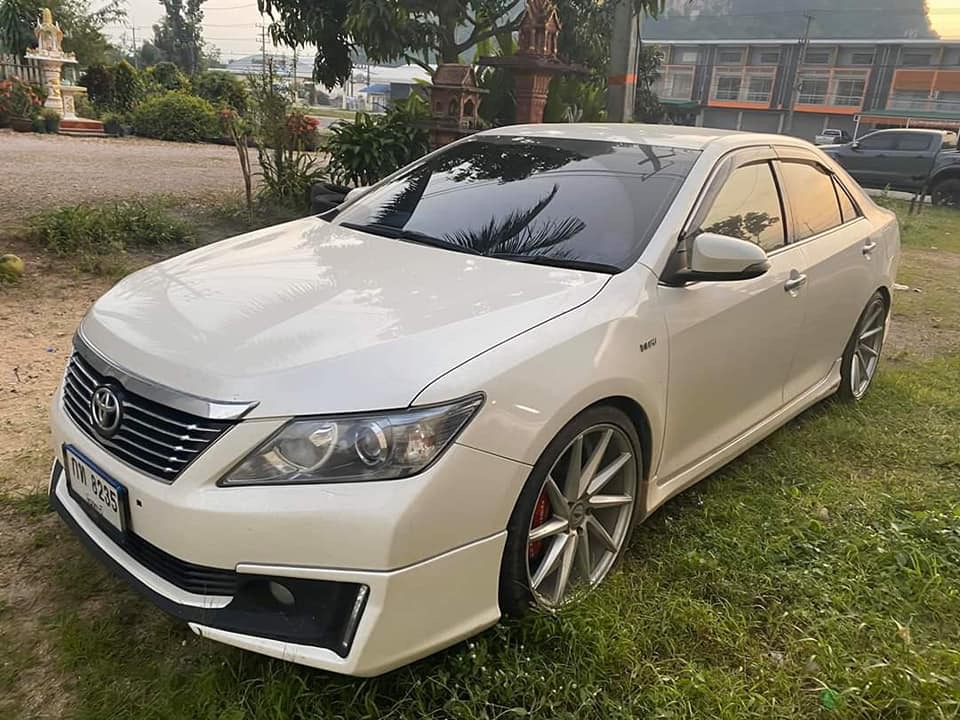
[340,222,480,255]
[487,253,621,274]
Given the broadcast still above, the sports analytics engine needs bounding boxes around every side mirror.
[343,186,371,204]
[672,232,770,283]
[850,141,860,151]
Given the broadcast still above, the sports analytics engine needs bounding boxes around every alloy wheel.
[850,297,886,399]
[525,424,637,609]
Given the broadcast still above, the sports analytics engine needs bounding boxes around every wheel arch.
[587,396,653,485]
[876,285,891,309]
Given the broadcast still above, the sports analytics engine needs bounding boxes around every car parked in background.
[814,128,852,146]
[49,125,900,676]
[823,128,958,200]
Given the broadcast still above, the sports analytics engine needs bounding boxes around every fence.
[0,54,45,85]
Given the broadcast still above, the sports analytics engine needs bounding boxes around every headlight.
[219,394,484,486]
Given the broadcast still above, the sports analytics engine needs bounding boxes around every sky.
[104,0,278,63]
[104,0,960,65]
[928,0,960,37]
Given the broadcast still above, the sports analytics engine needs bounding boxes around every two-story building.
[651,38,960,140]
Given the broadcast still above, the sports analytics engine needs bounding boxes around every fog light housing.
[268,580,295,607]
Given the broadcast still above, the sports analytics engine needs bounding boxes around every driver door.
[656,149,807,481]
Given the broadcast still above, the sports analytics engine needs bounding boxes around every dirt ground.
[0,130,251,227]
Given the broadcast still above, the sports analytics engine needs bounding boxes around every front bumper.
[49,390,529,676]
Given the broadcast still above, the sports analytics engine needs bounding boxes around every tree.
[0,0,34,59]
[633,43,663,122]
[257,0,666,88]
[0,0,123,64]
[152,0,205,74]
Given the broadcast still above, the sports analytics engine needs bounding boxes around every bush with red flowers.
[0,77,42,126]
[284,109,321,150]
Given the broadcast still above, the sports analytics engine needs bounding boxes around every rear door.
[657,149,807,480]
[840,132,898,187]
[889,132,938,189]
[774,147,879,400]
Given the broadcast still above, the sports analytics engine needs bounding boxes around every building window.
[758,50,781,65]
[656,68,695,100]
[717,49,744,65]
[798,75,829,103]
[902,52,933,66]
[746,76,773,102]
[714,75,742,100]
[834,76,866,106]
[850,51,875,65]
[803,50,831,65]
[677,50,698,64]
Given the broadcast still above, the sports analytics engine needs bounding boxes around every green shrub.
[193,70,248,113]
[113,60,143,113]
[74,94,96,119]
[40,107,60,132]
[29,201,194,269]
[133,91,217,142]
[80,63,115,111]
[147,62,190,92]
[325,95,430,187]
[101,111,129,136]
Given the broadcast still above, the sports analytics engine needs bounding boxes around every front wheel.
[931,178,960,207]
[838,291,888,401]
[499,406,642,615]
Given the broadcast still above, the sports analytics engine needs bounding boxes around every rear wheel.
[499,406,641,615]
[931,178,960,207]
[838,292,888,401]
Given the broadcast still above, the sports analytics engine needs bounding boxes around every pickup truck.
[814,128,852,145]
[823,128,960,205]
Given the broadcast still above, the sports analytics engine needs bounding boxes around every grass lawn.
[1,202,958,719]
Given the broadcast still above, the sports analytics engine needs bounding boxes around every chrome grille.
[62,352,233,482]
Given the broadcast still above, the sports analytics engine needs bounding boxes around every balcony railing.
[887,95,960,113]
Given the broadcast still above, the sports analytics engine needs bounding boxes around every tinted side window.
[698,162,785,252]
[857,133,897,151]
[779,162,842,240]
[897,134,933,151]
[833,177,860,223]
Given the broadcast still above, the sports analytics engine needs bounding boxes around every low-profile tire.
[931,178,960,207]
[837,291,888,402]
[499,405,643,617]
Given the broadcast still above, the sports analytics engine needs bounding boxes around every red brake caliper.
[528,489,551,559]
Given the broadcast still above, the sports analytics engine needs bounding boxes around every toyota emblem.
[90,386,122,436]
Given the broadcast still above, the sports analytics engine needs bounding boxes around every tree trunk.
[437,4,459,64]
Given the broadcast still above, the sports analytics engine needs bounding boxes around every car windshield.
[335,135,700,273]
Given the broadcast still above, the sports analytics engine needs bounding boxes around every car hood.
[80,217,609,417]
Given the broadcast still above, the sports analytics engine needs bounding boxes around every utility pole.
[607,0,640,123]
[783,12,814,136]
[131,23,138,68]
[259,24,267,76]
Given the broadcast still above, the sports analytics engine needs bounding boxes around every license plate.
[64,446,127,533]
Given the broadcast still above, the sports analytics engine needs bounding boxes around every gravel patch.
[0,130,253,226]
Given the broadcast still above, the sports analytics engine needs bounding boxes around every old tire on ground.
[499,405,643,616]
[837,291,888,402]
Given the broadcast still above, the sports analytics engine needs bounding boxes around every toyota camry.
[49,124,900,676]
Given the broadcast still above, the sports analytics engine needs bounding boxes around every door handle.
[784,273,808,292]
[862,240,878,255]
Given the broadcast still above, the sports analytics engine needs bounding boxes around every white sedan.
[49,124,899,676]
